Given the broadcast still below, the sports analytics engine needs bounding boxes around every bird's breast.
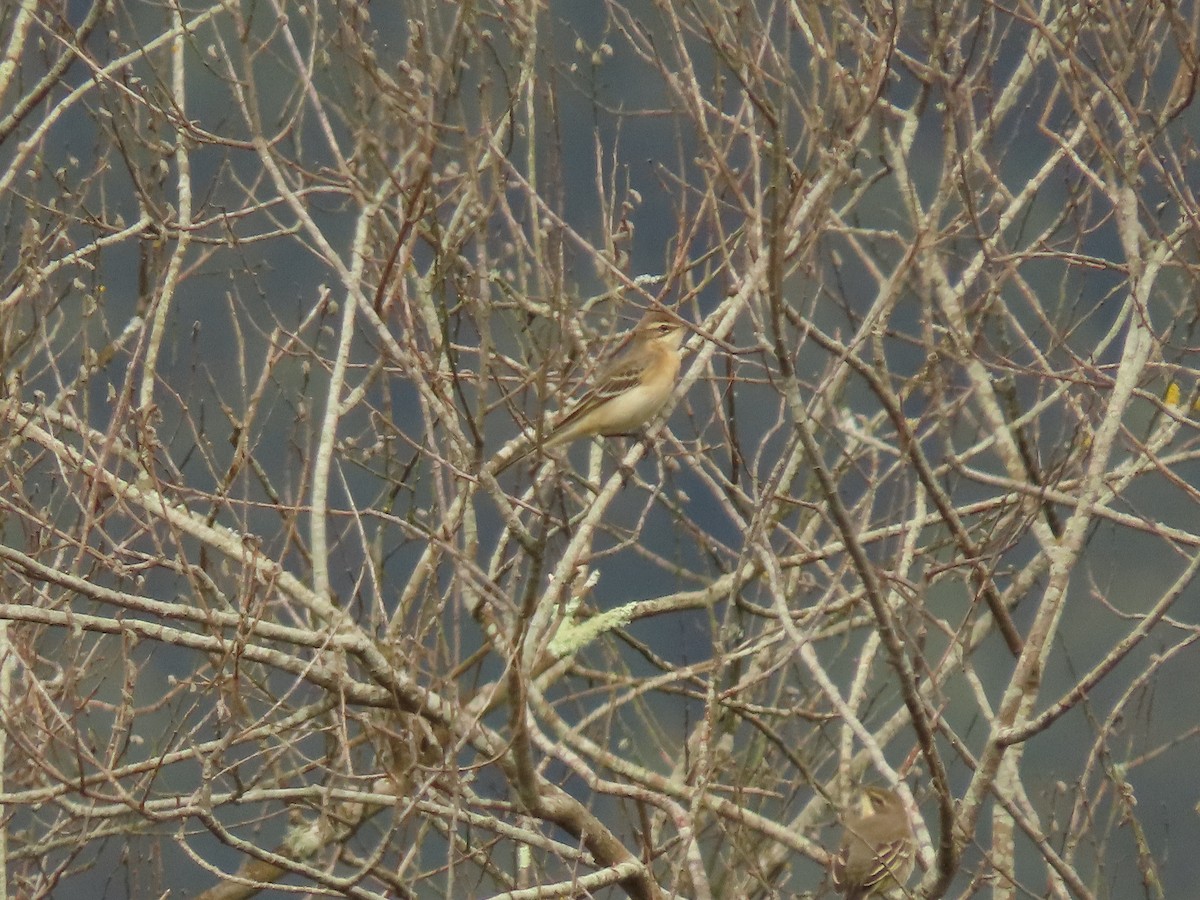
[594,384,665,435]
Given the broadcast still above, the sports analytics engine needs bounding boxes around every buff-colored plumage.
[494,310,687,473]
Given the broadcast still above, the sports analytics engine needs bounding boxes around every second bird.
[831,786,915,900]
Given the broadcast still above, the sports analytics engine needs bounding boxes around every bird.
[493,309,688,474]
[831,785,915,900]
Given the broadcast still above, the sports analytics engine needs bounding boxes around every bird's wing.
[860,837,912,888]
[589,354,647,402]
[553,352,646,426]
[832,833,911,895]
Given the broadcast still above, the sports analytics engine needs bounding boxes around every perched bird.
[831,786,915,900]
[494,309,688,473]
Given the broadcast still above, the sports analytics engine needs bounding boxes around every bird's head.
[636,309,688,351]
